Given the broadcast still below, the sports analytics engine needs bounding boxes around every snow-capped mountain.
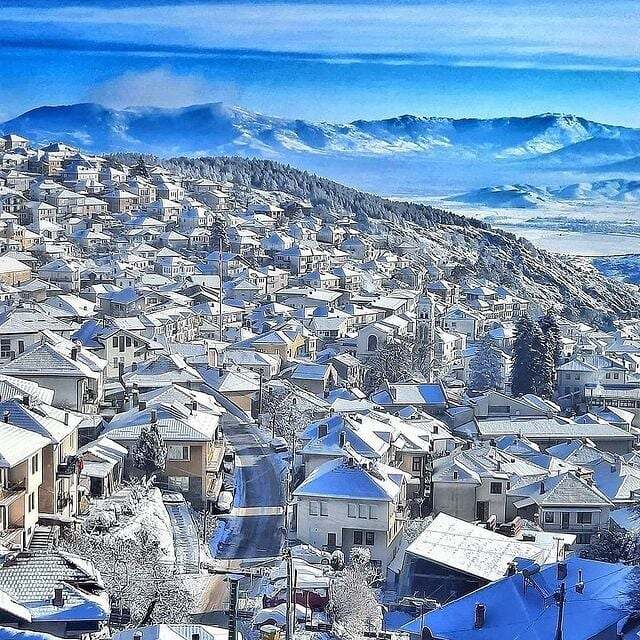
[2,102,639,165]
[449,179,640,208]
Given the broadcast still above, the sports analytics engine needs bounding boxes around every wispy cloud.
[2,1,639,71]
[85,67,238,108]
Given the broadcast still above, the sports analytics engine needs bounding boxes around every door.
[476,501,489,521]
[561,512,570,529]
[327,532,337,549]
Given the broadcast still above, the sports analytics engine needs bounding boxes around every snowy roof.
[0,551,109,624]
[293,455,407,502]
[509,472,612,507]
[401,557,636,640]
[404,513,554,582]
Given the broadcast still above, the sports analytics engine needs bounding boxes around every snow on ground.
[85,486,175,563]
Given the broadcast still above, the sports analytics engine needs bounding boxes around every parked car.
[270,436,288,453]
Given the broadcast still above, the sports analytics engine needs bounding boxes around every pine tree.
[539,311,562,365]
[210,214,228,252]
[133,423,167,478]
[511,315,549,397]
[133,155,150,179]
[469,335,504,392]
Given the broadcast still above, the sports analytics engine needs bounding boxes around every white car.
[269,436,288,453]
[216,491,234,513]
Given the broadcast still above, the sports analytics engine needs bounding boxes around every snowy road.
[210,422,286,565]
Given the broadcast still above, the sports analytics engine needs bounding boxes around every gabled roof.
[509,472,612,507]
[293,455,406,502]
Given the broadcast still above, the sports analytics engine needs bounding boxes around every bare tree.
[329,548,381,638]
[61,525,194,627]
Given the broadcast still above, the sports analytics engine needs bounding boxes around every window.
[0,339,10,358]
[577,512,593,524]
[369,506,378,520]
[365,532,375,546]
[17,340,24,354]
[112,337,118,348]
[358,504,368,519]
[367,335,378,352]
[348,503,357,518]
[488,405,510,415]
[169,476,190,492]
[309,501,319,516]
[576,533,591,545]
[353,530,363,545]
[320,502,328,517]
[606,373,611,379]
[31,454,38,474]
[412,457,422,472]
[490,482,503,495]
[614,373,619,380]
[167,445,190,461]
[544,511,555,524]
[28,492,35,512]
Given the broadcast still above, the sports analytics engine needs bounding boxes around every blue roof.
[294,457,403,501]
[401,558,637,640]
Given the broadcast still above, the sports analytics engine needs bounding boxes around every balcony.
[57,455,81,478]
[206,442,225,473]
[0,482,26,506]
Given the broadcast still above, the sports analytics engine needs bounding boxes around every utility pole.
[218,236,224,343]
[554,581,566,640]
[228,575,240,640]
[285,547,294,640]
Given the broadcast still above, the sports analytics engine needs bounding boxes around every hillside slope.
[159,155,640,326]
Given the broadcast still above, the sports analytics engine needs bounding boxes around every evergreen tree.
[210,214,228,252]
[133,423,167,478]
[469,335,504,392]
[539,311,562,365]
[133,155,150,179]
[511,315,549,397]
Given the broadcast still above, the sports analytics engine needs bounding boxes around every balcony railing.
[57,455,81,477]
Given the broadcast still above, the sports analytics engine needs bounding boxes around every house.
[394,513,570,601]
[431,442,550,524]
[38,259,81,293]
[77,436,127,498]
[72,319,159,381]
[470,416,635,454]
[401,557,638,640]
[0,309,75,362]
[0,336,106,413]
[289,363,338,396]
[0,257,31,286]
[0,550,110,638]
[507,472,613,545]
[102,402,223,505]
[371,382,448,416]
[0,421,49,548]
[292,450,408,570]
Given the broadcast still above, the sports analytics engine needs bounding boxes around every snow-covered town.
[0,132,640,640]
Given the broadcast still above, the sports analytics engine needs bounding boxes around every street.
[211,422,286,564]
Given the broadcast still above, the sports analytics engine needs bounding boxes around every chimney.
[339,431,347,447]
[2,411,9,423]
[70,346,78,361]
[22,394,30,408]
[132,387,139,407]
[139,400,147,411]
[192,634,200,640]
[539,481,546,494]
[52,585,64,607]
[191,400,198,412]
[506,562,517,576]
[453,470,458,480]
[150,409,158,424]
[64,412,69,425]
[575,569,585,594]
[474,603,486,629]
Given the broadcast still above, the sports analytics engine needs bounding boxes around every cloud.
[85,67,238,108]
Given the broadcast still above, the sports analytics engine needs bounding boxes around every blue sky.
[1,0,639,125]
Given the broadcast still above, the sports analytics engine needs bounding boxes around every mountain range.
[448,179,640,209]
[0,103,640,184]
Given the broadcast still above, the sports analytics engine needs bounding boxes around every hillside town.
[1,133,640,640]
